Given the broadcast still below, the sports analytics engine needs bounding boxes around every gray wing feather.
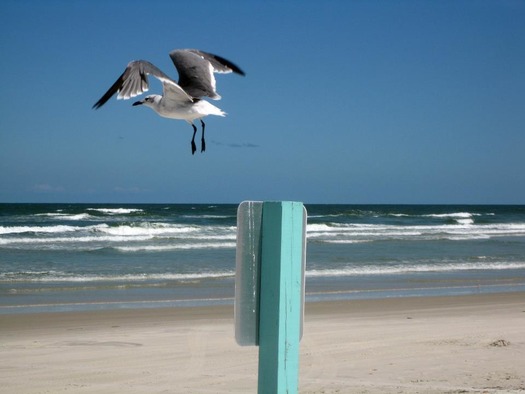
[93,60,190,109]
[169,49,245,100]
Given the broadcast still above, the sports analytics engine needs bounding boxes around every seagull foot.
[191,141,197,155]
[201,138,206,153]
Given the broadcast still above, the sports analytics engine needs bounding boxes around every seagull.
[93,49,245,154]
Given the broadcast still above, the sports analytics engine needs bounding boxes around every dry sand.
[1,292,524,393]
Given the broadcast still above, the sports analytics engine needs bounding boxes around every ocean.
[1,203,524,314]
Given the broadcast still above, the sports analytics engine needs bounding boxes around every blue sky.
[1,1,524,204]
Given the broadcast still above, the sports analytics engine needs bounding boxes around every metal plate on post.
[234,201,263,346]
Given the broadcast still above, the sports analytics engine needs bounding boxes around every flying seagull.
[93,49,245,154]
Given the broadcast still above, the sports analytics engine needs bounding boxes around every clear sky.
[1,0,524,204]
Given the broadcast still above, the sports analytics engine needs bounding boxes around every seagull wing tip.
[92,101,103,110]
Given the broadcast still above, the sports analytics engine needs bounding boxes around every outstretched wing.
[169,49,245,100]
[92,60,192,109]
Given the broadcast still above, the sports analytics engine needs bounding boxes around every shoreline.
[3,281,525,315]
[2,292,524,393]
[2,291,524,324]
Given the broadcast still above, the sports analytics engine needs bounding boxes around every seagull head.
[133,95,161,109]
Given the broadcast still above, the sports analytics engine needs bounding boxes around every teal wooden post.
[257,201,304,394]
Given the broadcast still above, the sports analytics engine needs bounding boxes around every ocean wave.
[86,208,144,215]
[33,208,145,221]
[0,222,232,237]
[310,210,496,220]
[320,240,373,244]
[306,261,525,277]
[423,212,477,219]
[3,221,523,245]
[95,223,200,236]
[3,261,524,283]
[116,242,237,252]
[0,270,235,283]
[0,235,154,245]
[386,211,494,222]
[307,223,354,232]
[456,218,474,225]
[0,240,236,254]
[306,222,525,242]
[36,213,95,221]
[0,224,83,235]
[181,214,234,219]
[2,220,523,248]
[307,214,346,219]
[94,223,236,240]
[0,221,237,250]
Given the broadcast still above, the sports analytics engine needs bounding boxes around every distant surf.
[1,203,524,313]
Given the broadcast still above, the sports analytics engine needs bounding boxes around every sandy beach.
[1,293,524,393]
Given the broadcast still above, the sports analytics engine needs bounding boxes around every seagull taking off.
[93,49,245,154]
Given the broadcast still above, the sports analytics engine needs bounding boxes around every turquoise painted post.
[257,201,304,394]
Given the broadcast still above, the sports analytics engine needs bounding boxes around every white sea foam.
[94,224,236,239]
[60,213,93,221]
[306,222,525,242]
[2,220,524,247]
[181,214,234,219]
[95,223,199,236]
[307,223,339,232]
[36,213,94,220]
[456,218,474,225]
[386,211,494,221]
[306,261,525,277]
[116,242,237,252]
[0,221,236,249]
[0,270,235,283]
[321,240,372,244]
[0,235,154,245]
[0,225,82,235]
[424,212,475,218]
[308,214,345,219]
[3,260,524,283]
[87,208,144,215]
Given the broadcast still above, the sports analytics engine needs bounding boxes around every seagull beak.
[132,100,143,106]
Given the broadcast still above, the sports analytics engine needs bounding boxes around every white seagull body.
[93,49,245,154]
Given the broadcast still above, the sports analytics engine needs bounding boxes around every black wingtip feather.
[211,53,246,76]
[92,70,126,109]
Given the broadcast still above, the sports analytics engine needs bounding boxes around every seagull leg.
[191,123,197,155]
[200,120,206,153]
